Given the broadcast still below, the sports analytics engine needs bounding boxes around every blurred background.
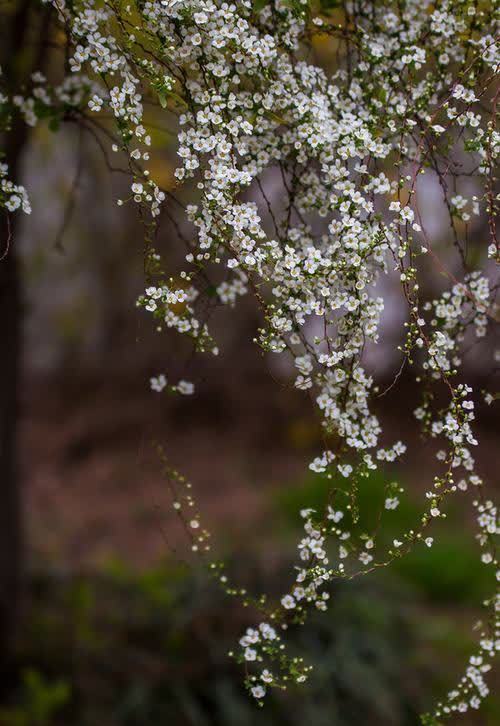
[0,5,499,725]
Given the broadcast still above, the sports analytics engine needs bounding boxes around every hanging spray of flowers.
[2,1,498,721]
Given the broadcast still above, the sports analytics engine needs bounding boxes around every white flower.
[385,497,399,510]
[5,196,20,211]
[88,94,103,111]
[150,374,167,392]
[240,628,259,647]
[281,595,296,609]
[327,507,344,523]
[259,623,276,640]
[338,464,353,478]
[400,206,414,223]
[251,685,266,699]
[176,380,194,395]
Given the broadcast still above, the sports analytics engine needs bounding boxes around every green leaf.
[48,118,60,133]
[205,284,218,298]
[320,0,341,10]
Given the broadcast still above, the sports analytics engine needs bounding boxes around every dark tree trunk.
[0,103,28,690]
[0,107,29,685]
[0,0,51,682]
[0,212,22,679]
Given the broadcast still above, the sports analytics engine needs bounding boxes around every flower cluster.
[0,161,31,215]
[7,0,499,720]
[0,68,31,215]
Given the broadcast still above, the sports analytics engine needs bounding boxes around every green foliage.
[8,565,429,726]
[253,0,271,12]
[274,471,492,604]
[393,534,491,604]
[0,670,71,726]
[420,715,444,726]
[318,0,342,10]
[274,468,414,537]
[6,560,499,725]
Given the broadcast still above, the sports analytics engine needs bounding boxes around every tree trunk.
[0,0,50,683]
[0,215,22,680]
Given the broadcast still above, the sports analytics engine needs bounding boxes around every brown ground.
[22,365,308,570]
[22,358,499,574]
